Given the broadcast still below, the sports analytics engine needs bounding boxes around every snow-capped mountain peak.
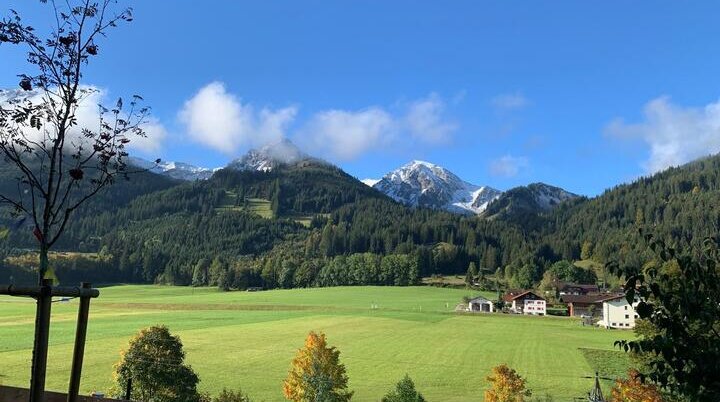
[227,138,307,172]
[361,178,380,187]
[373,160,502,215]
[129,156,215,181]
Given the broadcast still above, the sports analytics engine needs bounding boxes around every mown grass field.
[216,191,274,219]
[216,192,315,226]
[0,286,631,401]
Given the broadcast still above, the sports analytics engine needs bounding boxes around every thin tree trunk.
[38,244,49,285]
[29,245,52,402]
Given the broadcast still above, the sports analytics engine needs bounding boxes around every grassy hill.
[0,285,630,401]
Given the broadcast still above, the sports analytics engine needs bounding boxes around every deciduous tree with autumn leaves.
[484,364,532,402]
[283,331,353,402]
[610,369,664,402]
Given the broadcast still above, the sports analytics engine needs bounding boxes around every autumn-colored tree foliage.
[610,369,664,402]
[283,331,353,402]
[112,325,201,402]
[484,364,532,402]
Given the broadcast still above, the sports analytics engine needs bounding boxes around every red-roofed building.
[503,290,546,315]
[559,293,621,317]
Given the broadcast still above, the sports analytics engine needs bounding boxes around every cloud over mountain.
[0,86,167,155]
[297,93,457,161]
[179,81,297,155]
[606,96,720,174]
[299,107,395,161]
[177,83,458,161]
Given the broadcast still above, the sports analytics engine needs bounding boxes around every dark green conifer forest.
[3,154,720,291]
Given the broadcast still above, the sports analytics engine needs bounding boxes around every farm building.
[468,295,494,312]
[559,293,621,317]
[503,290,546,315]
[558,282,600,295]
[596,295,639,329]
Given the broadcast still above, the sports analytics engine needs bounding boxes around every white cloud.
[130,118,167,154]
[0,86,166,155]
[605,96,720,173]
[492,92,529,111]
[489,155,528,177]
[299,107,396,161]
[405,93,457,144]
[179,82,297,155]
[297,93,457,161]
[177,85,457,161]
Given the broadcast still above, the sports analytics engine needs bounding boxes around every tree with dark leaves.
[610,233,720,401]
[112,326,201,402]
[382,374,425,402]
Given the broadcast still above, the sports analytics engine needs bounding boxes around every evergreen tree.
[208,257,226,286]
[211,388,252,402]
[271,179,281,218]
[382,374,425,402]
[465,261,479,285]
[191,258,209,287]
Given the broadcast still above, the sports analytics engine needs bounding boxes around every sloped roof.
[559,282,600,291]
[560,294,621,304]
[502,290,545,302]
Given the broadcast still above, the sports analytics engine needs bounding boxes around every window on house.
[624,306,628,310]
[625,314,629,319]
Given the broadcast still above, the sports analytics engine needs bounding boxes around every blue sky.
[3,1,720,196]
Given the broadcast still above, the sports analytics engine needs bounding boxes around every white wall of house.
[468,298,494,312]
[523,299,546,315]
[600,298,638,329]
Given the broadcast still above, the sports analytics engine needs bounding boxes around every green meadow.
[0,285,630,401]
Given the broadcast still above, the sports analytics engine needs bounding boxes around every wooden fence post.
[67,282,92,402]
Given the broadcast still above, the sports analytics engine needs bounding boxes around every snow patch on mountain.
[361,178,380,187]
[129,156,215,181]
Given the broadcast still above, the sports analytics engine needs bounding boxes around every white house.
[597,295,639,329]
[468,296,494,313]
[503,290,546,315]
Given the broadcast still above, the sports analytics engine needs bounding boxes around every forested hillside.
[3,154,720,291]
[543,156,720,268]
